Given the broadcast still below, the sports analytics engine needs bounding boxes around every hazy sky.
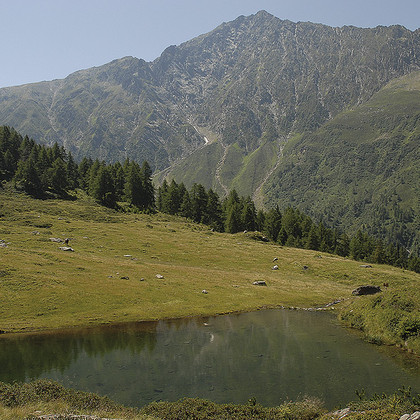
[1,0,419,88]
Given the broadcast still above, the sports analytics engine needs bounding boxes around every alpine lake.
[1,309,419,410]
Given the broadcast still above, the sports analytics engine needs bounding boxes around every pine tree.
[66,152,79,190]
[47,158,69,195]
[264,206,282,241]
[140,161,155,211]
[205,189,223,231]
[124,161,144,208]
[225,202,242,233]
[190,183,208,223]
[241,197,257,231]
[78,157,93,191]
[91,166,116,208]
[13,156,42,197]
[180,190,193,219]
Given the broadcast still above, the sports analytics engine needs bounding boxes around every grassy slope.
[0,190,419,337]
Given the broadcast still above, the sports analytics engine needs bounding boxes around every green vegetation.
[157,179,420,273]
[340,287,420,353]
[265,71,420,258]
[0,380,418,419]
[0,380,148,419]
[0,189,419,354]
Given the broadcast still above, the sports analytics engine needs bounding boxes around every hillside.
[0,11,419,253]
[0,190,419,353]
[264,71,420,255]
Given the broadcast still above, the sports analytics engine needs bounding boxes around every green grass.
[1,190,419,343]
[0,380,418,420]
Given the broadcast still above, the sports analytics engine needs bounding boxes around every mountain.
[0,10,419,251]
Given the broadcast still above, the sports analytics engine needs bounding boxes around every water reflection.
[1,310,419,409]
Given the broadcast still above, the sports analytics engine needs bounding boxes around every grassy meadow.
[0,189,419,340]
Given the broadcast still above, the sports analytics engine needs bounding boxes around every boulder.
[272,265,279,270]
[59,247,74,252]
[352,285,381,296]
[202,289,208,294]
[360,264,373,268]
[156,274,164,279]
[253,280,267,286]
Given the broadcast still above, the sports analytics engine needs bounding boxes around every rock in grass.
[352,285,381,296]
[253,280,267,286]
[50,237,64,242]
[272,265,279,270]
[59,246,74,252]
[156,274,164,279]
[202,289,208,294]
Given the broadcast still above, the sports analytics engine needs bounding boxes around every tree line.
[1,125,419,273]
[157,179,420,272]
[0,126,154,211]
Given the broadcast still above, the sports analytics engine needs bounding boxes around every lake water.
[0,309,419,409]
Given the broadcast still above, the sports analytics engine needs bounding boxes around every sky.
[1,0,419,88]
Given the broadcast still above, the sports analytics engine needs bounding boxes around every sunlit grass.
[0,190,419,335]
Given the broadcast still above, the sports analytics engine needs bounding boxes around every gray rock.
[253,280,267,286]
[273,257,278,262]
[331,408,350,418]
[202,289,208,294]
[156,274,164,279]
[50,237,63,243]
[272,265,279,270]
[59,247,74,252]
[360,264,373,268]
[352,285,381,296]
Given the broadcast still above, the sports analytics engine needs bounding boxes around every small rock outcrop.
[399,412,420,420]
[59,247,74,252]
[253,280,267,286]
[352,285,381,296]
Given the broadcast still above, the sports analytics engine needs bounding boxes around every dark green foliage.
[0,126,155,212]
[13,156,42,197]
[90,165,117,208]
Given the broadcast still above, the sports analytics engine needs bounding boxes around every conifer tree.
[140,161,155,211]
[124,161,144,208]
[205,189,223,231]
[91,165,116,208]
[241,197,257,231]
[264,206,282,241]
[225,202,242,233]
[13,156,42,197]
